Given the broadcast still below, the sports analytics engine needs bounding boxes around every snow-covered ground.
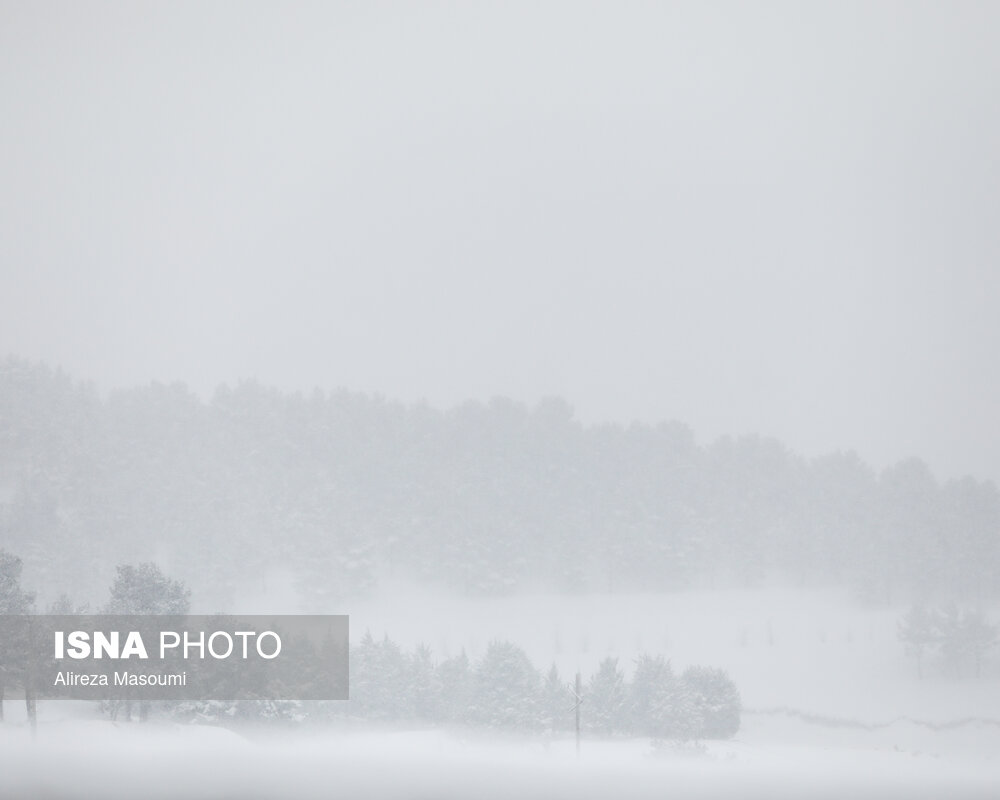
[1,708,998,799]
[327,584,1000,722]
[2,586,997,798]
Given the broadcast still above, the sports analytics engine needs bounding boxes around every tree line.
[169,631,743,740]
[334,632,740,739]
[0,553,190,725]
[898,605,998,679]
[1,554,739,739]
[1,357,998,608]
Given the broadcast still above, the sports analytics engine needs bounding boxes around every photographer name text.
[54,671,188,687]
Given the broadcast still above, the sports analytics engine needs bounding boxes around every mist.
[2,2,1000,799]
[3,1,1000,480]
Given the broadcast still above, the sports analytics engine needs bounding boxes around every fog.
[4,716,1000,800]
[2,2,1000,799]
[2,2,1000,481]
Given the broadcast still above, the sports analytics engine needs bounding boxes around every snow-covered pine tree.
[45,593,87,614]
[0,549,34,614]
[935,604,966,677]
[468,640,541,731]
[101,563,190,721]
[435,650,473,724]
[584,656,625,736]
[350,631,410,721]
[540,663,574,733]
[628,653,698,740]
[103,562,190,615]
[408,642,441,722]
[0,549,36,723]
[941,477,1000,604]
[681,665,741,739]
[898,604,940,679]
[949,609,998,679]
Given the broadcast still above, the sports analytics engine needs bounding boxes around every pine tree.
[468,640,541,731]
[350,631,409,721]
[936,604,966,677]
[628,654,699,740]
[101,563,190,721]
[45,593,88,615]
[950,610,998,679]
[898,604,940,679]
[0,550,34,614]
[435,650,473,724]
[0,550,36,723]
[103,563,190,615]
[584,657,625,736]
[681,665,741,739]
[408,643,441,722]
[540,663,574,733]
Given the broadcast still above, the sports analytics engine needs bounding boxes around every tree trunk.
[25,680,37,734]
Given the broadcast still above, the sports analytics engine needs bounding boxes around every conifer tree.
[540,663,574,733]
[584,657,626,735]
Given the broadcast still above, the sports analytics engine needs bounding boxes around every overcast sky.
[1,1,998,483]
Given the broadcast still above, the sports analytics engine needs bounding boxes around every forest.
[0,356,997,610]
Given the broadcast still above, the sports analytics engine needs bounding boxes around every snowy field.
[1,703,999,800]
[235,581,1000,722]
[3,586,998,799]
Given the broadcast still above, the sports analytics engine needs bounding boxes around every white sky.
[1,1,998,482]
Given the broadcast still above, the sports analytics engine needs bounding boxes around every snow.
[3,586,996,798]
[335,584,1000,722]
[0,712,997,799]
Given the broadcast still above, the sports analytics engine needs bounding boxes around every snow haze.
[1,3,1000,799]
[2,2,1000,482]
